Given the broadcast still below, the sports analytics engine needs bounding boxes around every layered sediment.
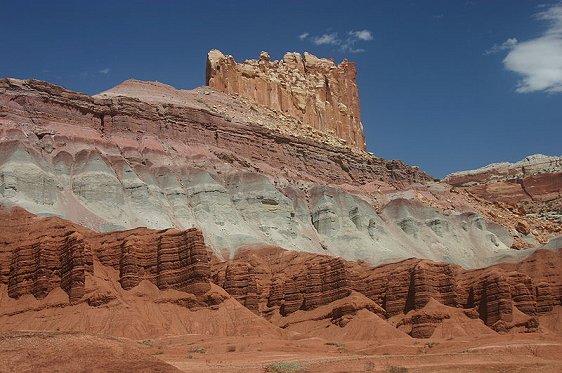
[1,207,561,340]
[0,207,211,302]
[2,77,537,268]
[213,245,562,337]
[445,154,562,223]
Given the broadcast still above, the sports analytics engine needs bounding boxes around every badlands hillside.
[0,50,561,372]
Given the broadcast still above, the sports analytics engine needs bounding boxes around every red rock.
[0,78,429,192]
[516,220,531,235]
[1,208,561,340]
[212,244,562,337]
[444,155,562,223]
[0,207,211,299]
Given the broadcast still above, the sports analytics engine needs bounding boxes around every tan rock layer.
[206,50,366,150]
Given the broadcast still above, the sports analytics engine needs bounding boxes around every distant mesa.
[206,49,367,151]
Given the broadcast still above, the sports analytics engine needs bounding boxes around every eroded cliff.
[1,208,561,340]
[445,154,562,223]
[206,50,366,150]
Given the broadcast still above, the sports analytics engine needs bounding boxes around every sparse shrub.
[186,354,194,359]
[190,347,206,354]
[141,339,153,347]
[364,361,375,371]
[264,361,304,373]
[227,345,236,352]
[325,342,337,346]
[325,342,344,348]
[325,341,347,352]
[425,341,439,348]
[388,367,408,373]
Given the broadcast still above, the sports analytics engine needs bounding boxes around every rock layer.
[445,154,562,222]
[213,245,562,337]
[1,78,529,268]
[206,50,366,150]
[0,207,211,301]
[1,207,561,339]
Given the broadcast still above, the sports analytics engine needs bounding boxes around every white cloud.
[349,30,373,41]
[299,29,374,53]
[312,32,339,45]
[484,37,518,55]
[502,3,562,93]
[99,68,110,74]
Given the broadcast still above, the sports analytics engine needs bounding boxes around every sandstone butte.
[0,50,561,372]
[206,49,366,150]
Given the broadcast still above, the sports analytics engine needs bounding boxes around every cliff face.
[0,207,212,303]
[445,155,562,223]
[213,245,562,337]
[206,50,366,150]
[2,208,561,340]
[0,78,559,267]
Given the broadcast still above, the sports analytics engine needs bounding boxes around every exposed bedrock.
[0,207,212,302]
[1,208,561,338]
[445,154,562,223]
[0,135,520,267]
[0,79,558,268]
[206,49,366,150]
[213,246,562,337]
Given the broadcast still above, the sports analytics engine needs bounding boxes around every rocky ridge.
[445,154,562,223]
[0,207,212,306]
[1,77,545,268]
[214,245,562,337]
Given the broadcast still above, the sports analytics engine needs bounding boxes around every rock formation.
[1,49,561,372]
[206,50,366,150]
[0,207,561,341]
[0,207,211,302]
[212,245,562,337]
[2,78,545,268]
[445,154,562,223]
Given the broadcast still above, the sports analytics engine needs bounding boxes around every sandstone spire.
[206,49,367,150]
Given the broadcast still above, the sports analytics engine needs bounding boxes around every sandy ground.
[133,333,562,373]
[4,331,562,372]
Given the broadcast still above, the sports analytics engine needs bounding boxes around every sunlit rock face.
[445,154,562,223]
[206,49,366,151]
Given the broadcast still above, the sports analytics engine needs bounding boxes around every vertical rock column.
[156,229,211,295]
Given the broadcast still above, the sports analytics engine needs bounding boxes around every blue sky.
[1,0,560,178]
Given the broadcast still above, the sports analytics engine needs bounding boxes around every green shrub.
[190,347,206,354]
[264,361,304,373]
[388,367,408,373]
